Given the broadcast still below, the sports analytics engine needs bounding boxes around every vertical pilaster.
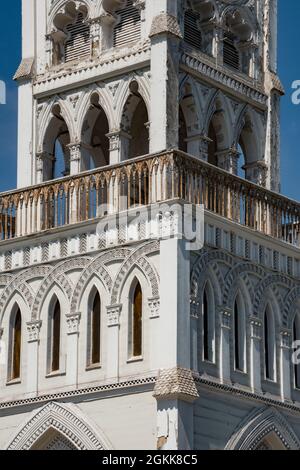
[26,321,42,395]
[149,13,181,153]
[66,313,81,387]
[106,305,122,380]
[280,329,292,402]
[219,308,232,384]
[250,317,262,393]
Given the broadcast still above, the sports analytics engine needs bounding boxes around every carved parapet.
[154,368,199,403]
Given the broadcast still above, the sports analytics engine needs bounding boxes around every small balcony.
[0,150,299,248]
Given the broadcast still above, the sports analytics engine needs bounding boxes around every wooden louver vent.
[223,33,240,70]
[65,13,90,63]
[184,10,202,50]
[113,0,141,48]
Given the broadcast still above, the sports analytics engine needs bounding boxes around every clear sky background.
[0,1,299,199]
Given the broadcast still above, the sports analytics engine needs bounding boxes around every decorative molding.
[6,402,112,450]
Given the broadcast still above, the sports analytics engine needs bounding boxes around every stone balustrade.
[0,150,299,247]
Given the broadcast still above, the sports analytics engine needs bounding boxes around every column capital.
[67,143,82,162]
[280,329,292,349]
[219,307,232,329]
[27,320,42,343]
[148,297,160,319]
[250,317,262,340]
[107,304,122,327]
[66,312,81,335]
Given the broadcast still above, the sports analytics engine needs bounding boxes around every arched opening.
[293,314,300,389]
[237,142,246,179]
[207,120,218,166]
[233,293,246,372]
[49,298,61,373]
[32,429,77,450]
[81,93,110,171]
[255,432,287,451]
[113,0,141,49]
[52,2,90,66]
[42,104,71,181]
[179,107,188,153]
[264,305,276,382]
[202,282,215,363]
[10,307,22,381]
[121,81,149,160]
[88,289,101,367]
[129,280,143,359]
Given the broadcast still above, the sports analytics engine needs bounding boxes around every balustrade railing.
[0,150,300,247]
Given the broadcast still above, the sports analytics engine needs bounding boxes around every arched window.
[202,283,215,363]
[264,305,276,381]
[234,294,246,372]
[11,308,22,381]
[129,280,143,359]
[113,0,141,49]
[184,10,202,50]
[51,299,61,373]
[223,32,240,70]
[293,315,300,389]
[88,290,101,366]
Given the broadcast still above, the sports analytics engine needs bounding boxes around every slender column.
[26,320,42,395]
[250,317,262,393]
[280,329,292,402]
[68,143,81,175]
[66,312,81,387]
[219,308,232,384]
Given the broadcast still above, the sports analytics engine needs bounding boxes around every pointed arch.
[87,287,102,367]
[179,78,201,156]
[201,280,215,363]
[6,402,113,450]
[233,291,246,372]
[293,311,300,389]
[48,295,62,374]
[128,277,143,359]
[80,92,110,171]
[119,80,149,160]
[264,303,276,382]
[8,304,22,382]
[225,407,300,450]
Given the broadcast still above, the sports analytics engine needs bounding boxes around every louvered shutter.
[65,13,90,63]
[223,33,240,70]
[113,0,141,48]
[184,10,202,50]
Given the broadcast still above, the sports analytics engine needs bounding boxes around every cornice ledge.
[14,58,35,82]
[149,14,182,40]
[154,367,199,403]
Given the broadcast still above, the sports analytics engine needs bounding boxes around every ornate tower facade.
[1,0,300,451]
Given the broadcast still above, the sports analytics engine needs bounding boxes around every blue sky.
[0,1,299,200]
